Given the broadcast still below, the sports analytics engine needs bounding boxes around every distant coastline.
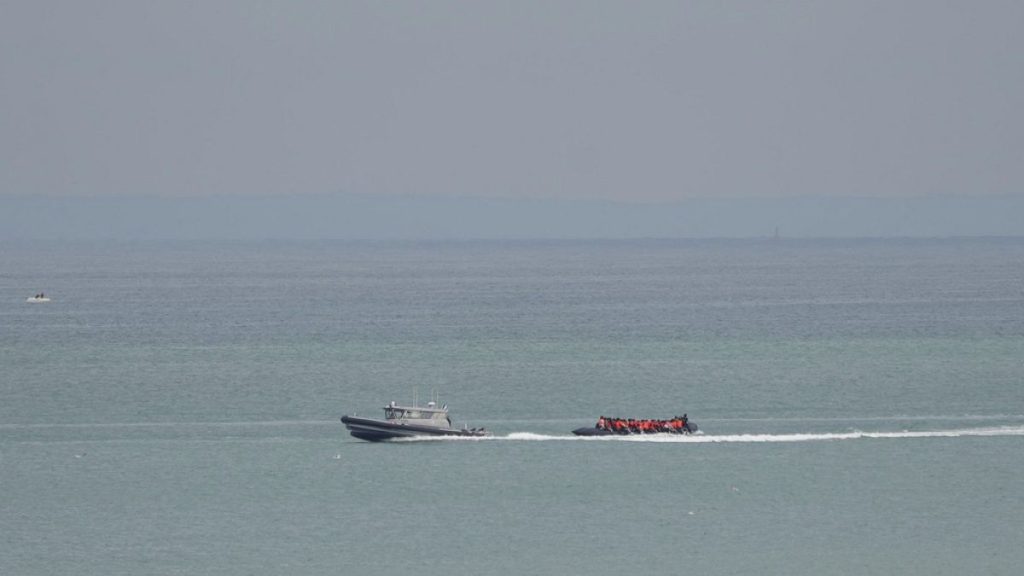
[2,193,1022,241]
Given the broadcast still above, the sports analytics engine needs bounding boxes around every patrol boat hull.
[341,415,487,442]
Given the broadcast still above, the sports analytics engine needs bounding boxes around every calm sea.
[2,238,1023,575]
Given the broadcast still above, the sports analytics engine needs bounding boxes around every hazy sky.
[2,1,1022,202]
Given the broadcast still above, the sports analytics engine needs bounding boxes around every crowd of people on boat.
[594,414,689,434]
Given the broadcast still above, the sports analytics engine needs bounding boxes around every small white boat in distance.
[27,293,51,303]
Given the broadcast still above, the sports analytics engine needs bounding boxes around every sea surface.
[2,238,1023,575]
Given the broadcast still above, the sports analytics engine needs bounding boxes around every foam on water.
[499,426,1024,443]
[7,419,1024,445]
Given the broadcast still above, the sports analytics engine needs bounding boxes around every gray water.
[2,239,1023,575]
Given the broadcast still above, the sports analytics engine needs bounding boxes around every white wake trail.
[499,426,1024,443]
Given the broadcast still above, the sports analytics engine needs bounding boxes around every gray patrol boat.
[341,399,488,442]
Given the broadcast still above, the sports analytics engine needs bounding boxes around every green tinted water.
[2,239,1022,575]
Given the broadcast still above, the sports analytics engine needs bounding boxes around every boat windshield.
[384,408,446,420]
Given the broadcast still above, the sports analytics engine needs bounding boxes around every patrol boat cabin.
[383,401,452,428]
